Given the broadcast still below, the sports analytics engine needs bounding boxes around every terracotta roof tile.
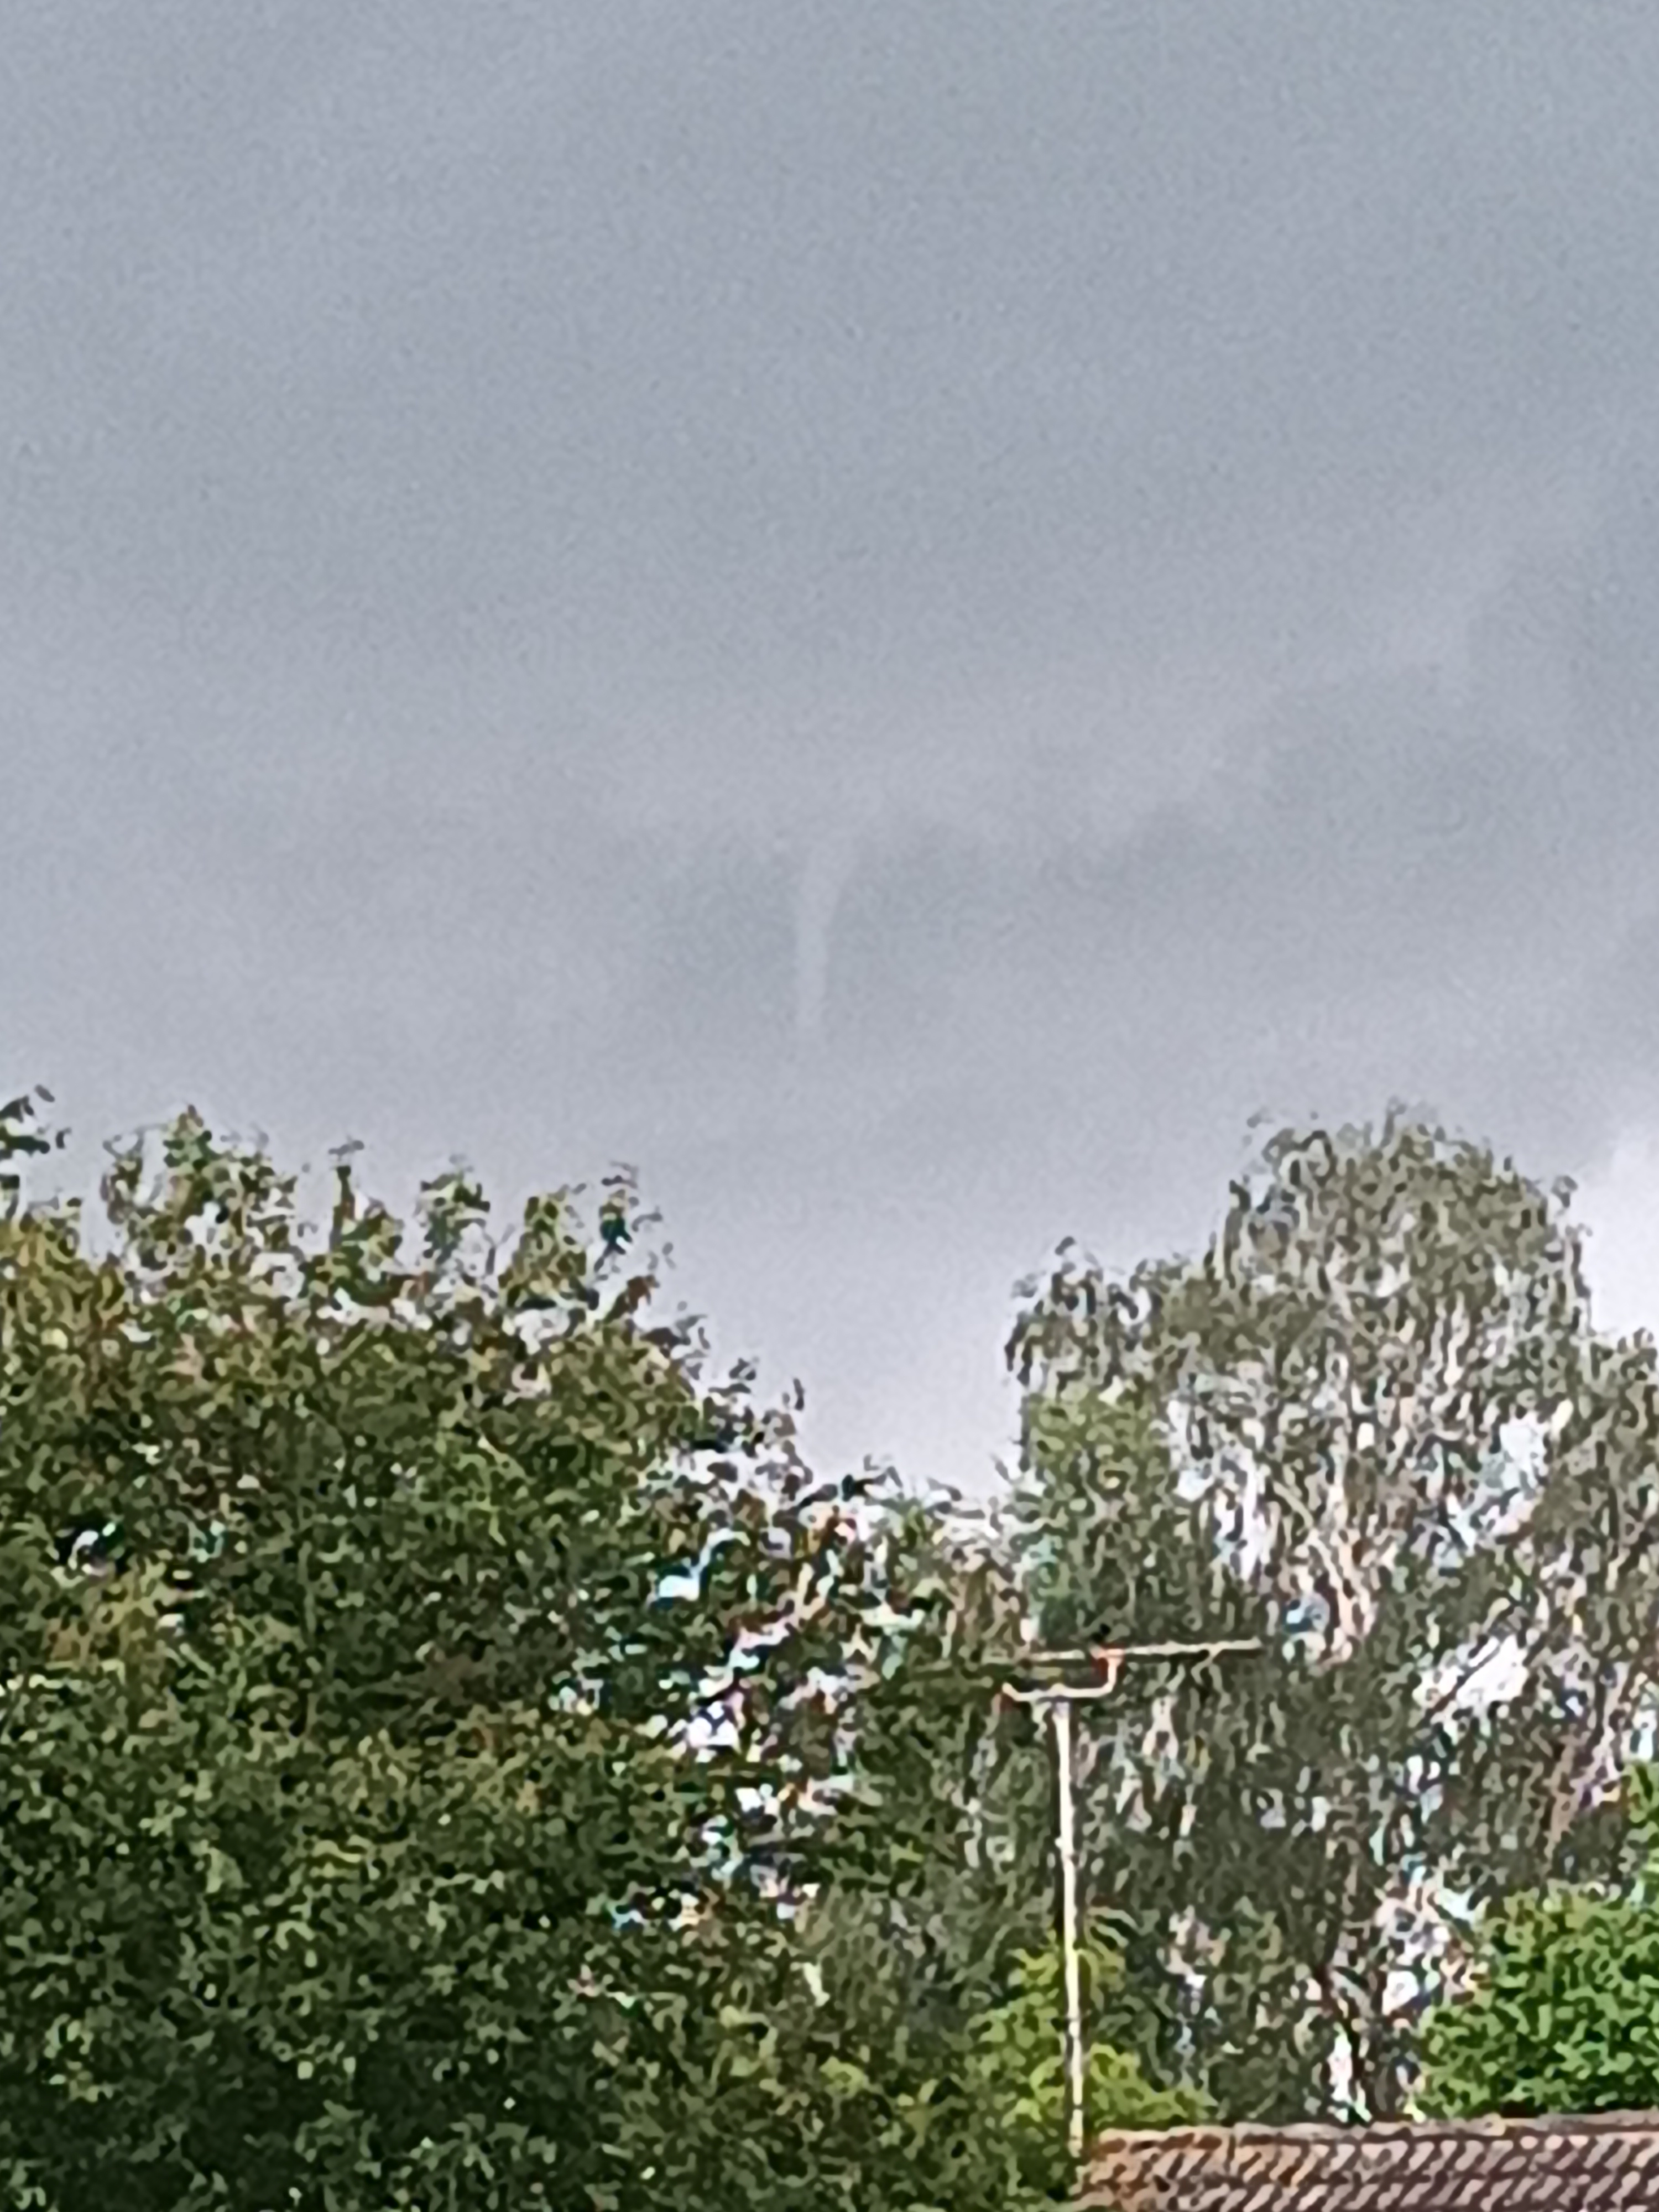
[1078,2111,1659,2210]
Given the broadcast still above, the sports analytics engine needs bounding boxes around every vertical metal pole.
[999,1642,1255,2173]
[1053,1695,1086,2163]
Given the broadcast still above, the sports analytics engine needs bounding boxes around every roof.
[1077,2111,1659,2210]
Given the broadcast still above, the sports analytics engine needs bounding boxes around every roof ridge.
[1091,2109,1659,2142]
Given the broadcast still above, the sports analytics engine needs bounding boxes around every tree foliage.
[1006,1112,1659,2120]
[10,1083,1639,2183]
[968,1937,1211,2196]
[0,1091,1077,2210]
[1420,1768,1659,2117]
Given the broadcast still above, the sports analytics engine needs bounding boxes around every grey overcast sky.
[8,1,1659,1490]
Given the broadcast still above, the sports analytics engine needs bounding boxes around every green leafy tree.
[0,1091,1046,2211]
[968,1937,1211,2196]
[1420,1769,1659,2116]
[1005,1112,1659,2121]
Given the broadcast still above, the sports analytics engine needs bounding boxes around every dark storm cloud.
[5,2,1653,666]
[6,1,1659,1485]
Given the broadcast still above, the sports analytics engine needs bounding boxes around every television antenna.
[994,1639,1262,2164]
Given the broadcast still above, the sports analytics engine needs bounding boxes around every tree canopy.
[1419,1768,1659,2118]
[0,1089,1201,2209]
[4,1083,1655,2201]
[1004,1112,1659,2119]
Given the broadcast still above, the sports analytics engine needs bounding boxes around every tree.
[1005,1112,1659,2120]
[968,1937,1211,2197]
[1419,1768,1659,2117]
[0,1091,1054,2211]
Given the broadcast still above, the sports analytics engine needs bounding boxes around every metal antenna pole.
[1052,1694,1086,2163]
[1002,1638,1259,2171]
